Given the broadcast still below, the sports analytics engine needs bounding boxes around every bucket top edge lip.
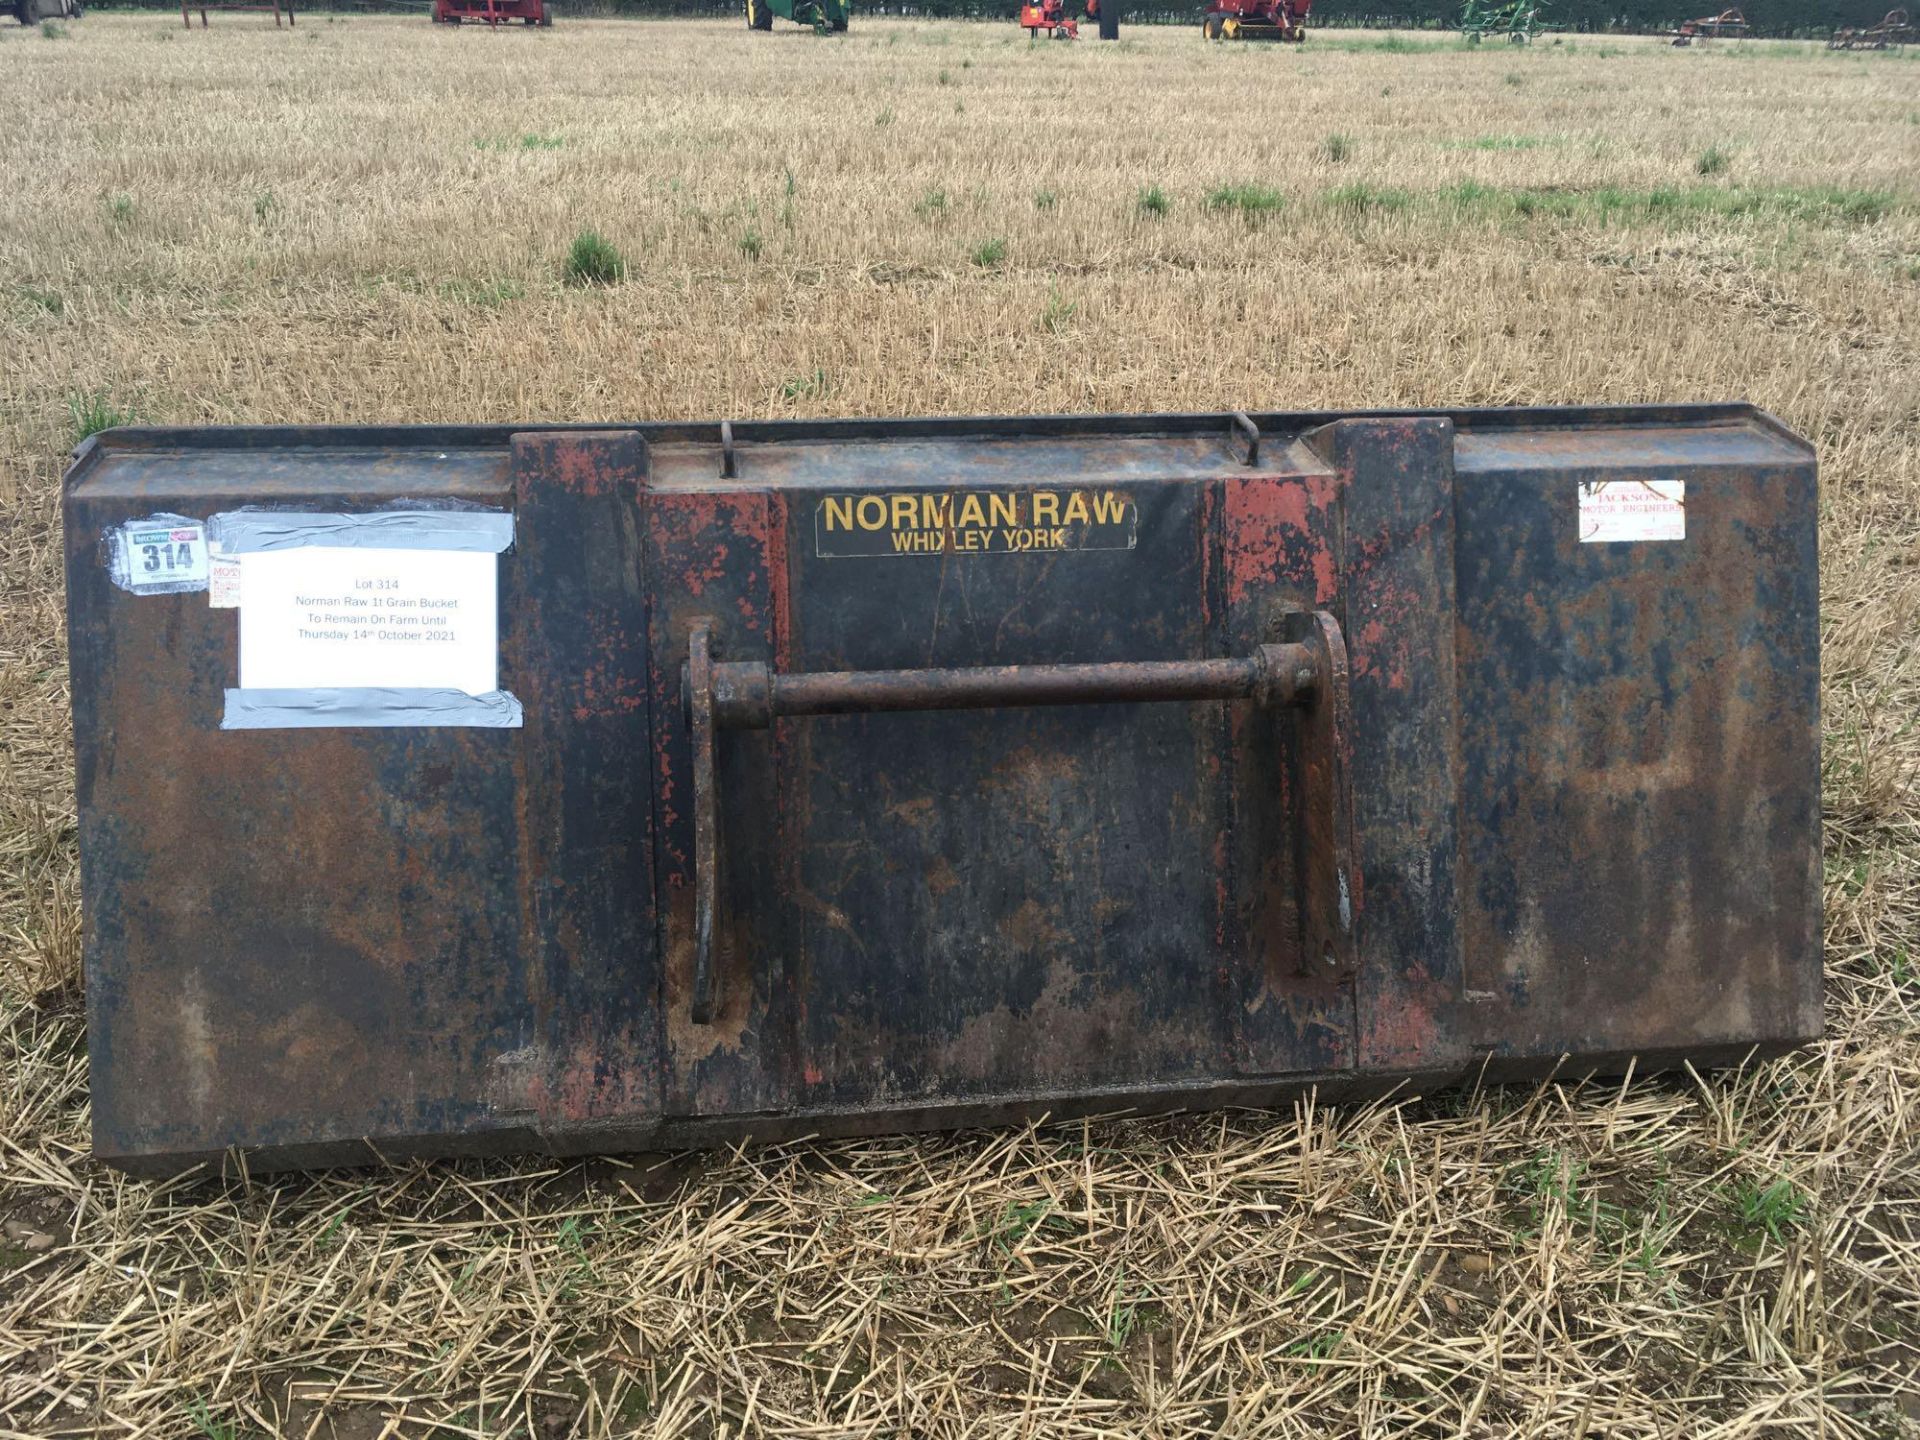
[69,403,1775,461]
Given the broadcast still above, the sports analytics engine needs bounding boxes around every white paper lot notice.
[1578,479,1686,543]
[238,547,499,695]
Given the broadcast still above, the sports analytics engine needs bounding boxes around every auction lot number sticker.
[118,520,210,592]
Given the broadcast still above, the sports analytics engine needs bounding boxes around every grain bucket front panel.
[61,407,1822,1173]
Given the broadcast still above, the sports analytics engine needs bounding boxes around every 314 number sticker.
[115,520,210,594]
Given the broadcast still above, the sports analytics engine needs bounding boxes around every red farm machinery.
[1024,0,1119,38]
[1203,0,1310,41]
[1019,0,1082,39]
[434,0,550,24]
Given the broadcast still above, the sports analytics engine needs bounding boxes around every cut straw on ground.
[1,15,1917,1438]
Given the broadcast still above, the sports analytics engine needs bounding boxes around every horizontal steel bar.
[709,643,1318,729]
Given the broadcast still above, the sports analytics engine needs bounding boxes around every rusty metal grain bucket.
[62,406,1822,1174]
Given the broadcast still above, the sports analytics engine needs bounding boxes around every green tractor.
[747,0,847,33]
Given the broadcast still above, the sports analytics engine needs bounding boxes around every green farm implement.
[747,0,846,32]
[1461,0,1542,42]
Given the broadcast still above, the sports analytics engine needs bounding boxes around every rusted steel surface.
[687,631,1349,1039]
[62,405,1823,1173]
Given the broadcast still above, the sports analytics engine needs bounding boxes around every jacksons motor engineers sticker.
[816,488,1137,559]
[1578,480,1685,543]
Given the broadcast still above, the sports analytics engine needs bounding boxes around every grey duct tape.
[210,509,514,554]
[222,688,524,730]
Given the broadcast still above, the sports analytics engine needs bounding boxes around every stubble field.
[2,12,1918,1438]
